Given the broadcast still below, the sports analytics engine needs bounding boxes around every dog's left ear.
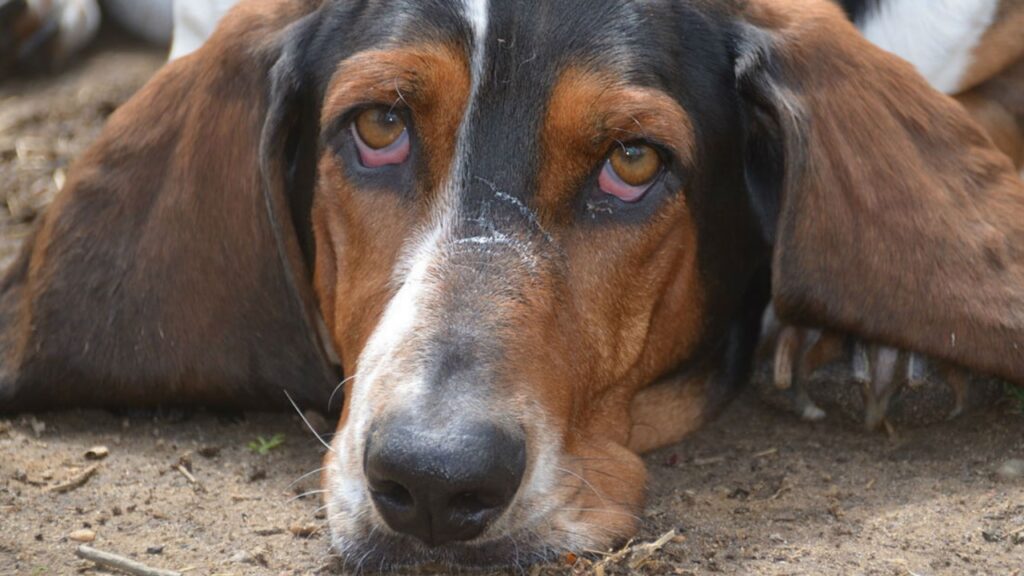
[0,1,337,410]
[734,0,1024,384]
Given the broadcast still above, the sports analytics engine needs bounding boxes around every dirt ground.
[1,37,1023,576]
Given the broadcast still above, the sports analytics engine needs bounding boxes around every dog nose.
[364,419,526,546]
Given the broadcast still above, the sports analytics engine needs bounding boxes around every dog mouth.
[330,529,565,572]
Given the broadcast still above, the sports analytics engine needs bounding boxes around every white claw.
[800,403,826,422]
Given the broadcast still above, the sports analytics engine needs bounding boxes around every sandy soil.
[1,37,1022,576]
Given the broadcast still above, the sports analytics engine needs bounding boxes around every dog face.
[294,0,762,567]
[245,0,1024,568]
[236,0,1020,567]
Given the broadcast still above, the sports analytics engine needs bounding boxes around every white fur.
[327,226,443,540]
[858,0,999,94]
[463,0,489,48]
[169,0,239,60]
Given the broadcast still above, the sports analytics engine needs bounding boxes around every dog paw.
[753,309,1004,430]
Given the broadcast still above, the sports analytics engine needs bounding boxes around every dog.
[1,0,1023,569]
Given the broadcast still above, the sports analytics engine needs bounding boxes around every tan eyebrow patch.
[322,43,472,192]
[537,67,697,222]
[313,43,471,371]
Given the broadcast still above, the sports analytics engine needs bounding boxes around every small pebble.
[996,459,1024,482]
[981,530,1002,543]
[29,417,45,437]
[247,467,267,482]
[84,446,109,460]
[198,445,222,458]
[146,545,164,555]
[289,523,320,538]
[68,529,95,543]
[230,547,268,566]
[229,550,254,564]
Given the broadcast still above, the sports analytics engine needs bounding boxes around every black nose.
[364,419,526,546]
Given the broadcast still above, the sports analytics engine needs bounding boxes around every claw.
[943,365,969,420]
[907,353,928,389]
[861,345,903,431]
[762,311,843,420]
[773,325,798,390]
[852,341,870,386]
[758,312,995,428]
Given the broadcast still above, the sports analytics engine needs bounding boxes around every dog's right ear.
[0,0,339,410]
[733,0,1024,385]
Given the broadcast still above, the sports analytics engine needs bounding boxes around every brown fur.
[0,0,336,410]
[960,0,1024,93]
[957,57,1024,169]
[742,0,1024,385]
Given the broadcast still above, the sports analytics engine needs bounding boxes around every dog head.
[11,0,1023,569]
[243,0,1022,566]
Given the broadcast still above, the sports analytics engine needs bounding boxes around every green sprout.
[248,433,286,455]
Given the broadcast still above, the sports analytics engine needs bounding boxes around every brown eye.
[354,107,407,150]
[608,143,662,187]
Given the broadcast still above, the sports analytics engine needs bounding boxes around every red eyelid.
[598,159,654,203]
[351,123,411,168]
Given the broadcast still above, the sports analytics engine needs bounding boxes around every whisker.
[288,489,327,503]
[328,373,359,412]
[557,506,644,523]
[284,390,335,453]
[555,465,609,507]
[578,466,634,484]
[287,466,327,490]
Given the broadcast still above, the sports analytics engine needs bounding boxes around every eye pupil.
[623,145,644,161]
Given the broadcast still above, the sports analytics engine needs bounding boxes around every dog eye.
[352,107,411,167]
[599,143,662,202]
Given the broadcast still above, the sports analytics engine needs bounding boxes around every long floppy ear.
[735,0,1024,385]
[0,0,338,410]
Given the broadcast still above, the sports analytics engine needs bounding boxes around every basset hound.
[1,0,1023,569]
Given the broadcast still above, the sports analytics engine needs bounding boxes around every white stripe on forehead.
[434,0,489,218]
[462,0,490,46]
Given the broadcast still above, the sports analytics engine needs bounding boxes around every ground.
[1,35,1023,576]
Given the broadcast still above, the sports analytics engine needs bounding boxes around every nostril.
[448,491,500,516]
[371,480,414,510]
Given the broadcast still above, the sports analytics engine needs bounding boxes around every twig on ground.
[175,465,197,485]
[628,529,677,569]
[589,529,678,572]
[75,545,182,576]
[46,464,99,494]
